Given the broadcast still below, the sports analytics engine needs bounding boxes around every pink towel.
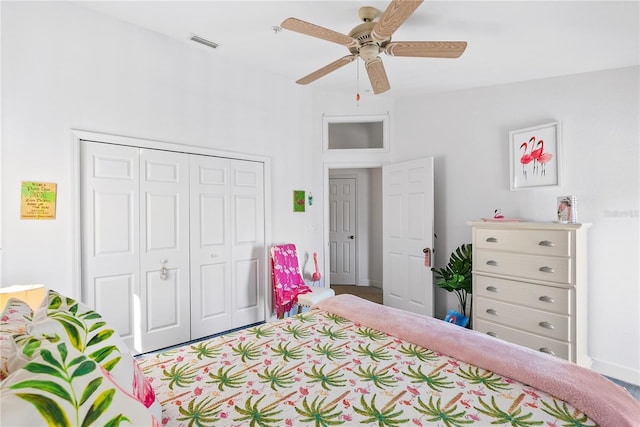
[271,244,311,317]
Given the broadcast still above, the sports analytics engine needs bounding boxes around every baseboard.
[591,357,640,386]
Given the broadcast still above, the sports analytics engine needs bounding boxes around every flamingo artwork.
[519,140,533,179]
[533,139,553,176]
[312,252,321,283]
[528,136,542,174]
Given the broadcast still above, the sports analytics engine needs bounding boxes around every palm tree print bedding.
[136,310,596,427]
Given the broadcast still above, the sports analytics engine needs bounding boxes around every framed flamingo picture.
[509,121,562,190]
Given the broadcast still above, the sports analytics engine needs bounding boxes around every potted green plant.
[431,243,473,319]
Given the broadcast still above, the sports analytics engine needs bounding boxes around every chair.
[270,244,335,318]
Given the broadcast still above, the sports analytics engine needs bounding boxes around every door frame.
[322,161,384,288]
[70,129,272,319]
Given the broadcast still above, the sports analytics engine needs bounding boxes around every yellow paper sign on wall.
[21,181,57,220]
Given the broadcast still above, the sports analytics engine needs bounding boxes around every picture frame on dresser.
[509,121,562,191]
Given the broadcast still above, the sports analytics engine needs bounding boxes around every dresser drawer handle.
[486,237,498,243]
[539,321,555,330]
[539,296,555,303]
[486,260,498,267]
[539,266,555,273]
[486,309,498,315]
[486,331,498,337]
[486,286,498,293]
[539,347,556,356]
[538,240,555,247]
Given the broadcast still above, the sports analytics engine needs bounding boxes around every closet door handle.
[486,260,498,267]
[539,266,554,273]
[538,240,555,247]
[539,296,555,303]
[160,259,168,280]
[486,237,498,243]
[486,286,498,293]
[539,321,555,330]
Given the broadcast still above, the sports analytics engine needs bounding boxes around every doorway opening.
[325,166,383,304]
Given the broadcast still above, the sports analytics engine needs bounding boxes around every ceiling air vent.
[190,34,219,49]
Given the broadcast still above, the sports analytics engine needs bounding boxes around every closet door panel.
[190,156,232,339]
[140,149,191,351]
[235,196,258,242]
[234,258,259,309]
[94,274,135,341]
[199,263,227,317]
[81,142,139,350]
[231,160,265,328]
[146,268,180,330]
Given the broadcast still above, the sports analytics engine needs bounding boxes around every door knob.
[348,235,355,239]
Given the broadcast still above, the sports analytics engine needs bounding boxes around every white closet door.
[230,160,265,328]
[81,142,140,349]
[139,149,191,352]
[189,155,232,339]
[82,140,265,352]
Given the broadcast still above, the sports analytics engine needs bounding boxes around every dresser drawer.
[475,297,571,341]
[475,319,571,360]
[475,275,572,315]
[474,250,572,284]
[475,228,571,257]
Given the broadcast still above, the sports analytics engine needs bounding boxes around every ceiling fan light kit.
[280,0,467,95]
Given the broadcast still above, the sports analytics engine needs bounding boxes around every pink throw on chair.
[271,244,312,318]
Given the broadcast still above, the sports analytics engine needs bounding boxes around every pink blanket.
[314,294,640,427]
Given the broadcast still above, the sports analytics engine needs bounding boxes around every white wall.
[393,66,640,385]
[0,2,323,296]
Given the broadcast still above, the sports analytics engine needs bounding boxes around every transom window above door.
[323,114,389,152]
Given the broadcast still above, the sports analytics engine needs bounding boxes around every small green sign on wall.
[21,181,57,220]
[293,190,305,212]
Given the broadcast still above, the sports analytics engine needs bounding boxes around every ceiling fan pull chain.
[356,56,361,105]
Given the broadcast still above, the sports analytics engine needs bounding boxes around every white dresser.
[471,221,591,366]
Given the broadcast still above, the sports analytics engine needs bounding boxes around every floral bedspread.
[136,309,596,426]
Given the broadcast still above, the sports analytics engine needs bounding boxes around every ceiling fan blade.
[385,41,467,58]
[296,55,357,85]
[365,57,391,94]
[371,0,424,44]
[281,17,359,49]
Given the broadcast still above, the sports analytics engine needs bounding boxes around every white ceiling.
[74,1,639,97]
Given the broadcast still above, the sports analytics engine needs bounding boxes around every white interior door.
[383,157,434,316]
[139,149,191,352]
[329,178,356,285]
[81,142,140,349]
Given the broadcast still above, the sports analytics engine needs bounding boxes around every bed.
[1,290,638,426]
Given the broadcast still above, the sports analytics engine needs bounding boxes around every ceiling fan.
[281,0,467,94]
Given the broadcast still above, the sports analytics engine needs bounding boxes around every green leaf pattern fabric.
[0,291,160,425]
